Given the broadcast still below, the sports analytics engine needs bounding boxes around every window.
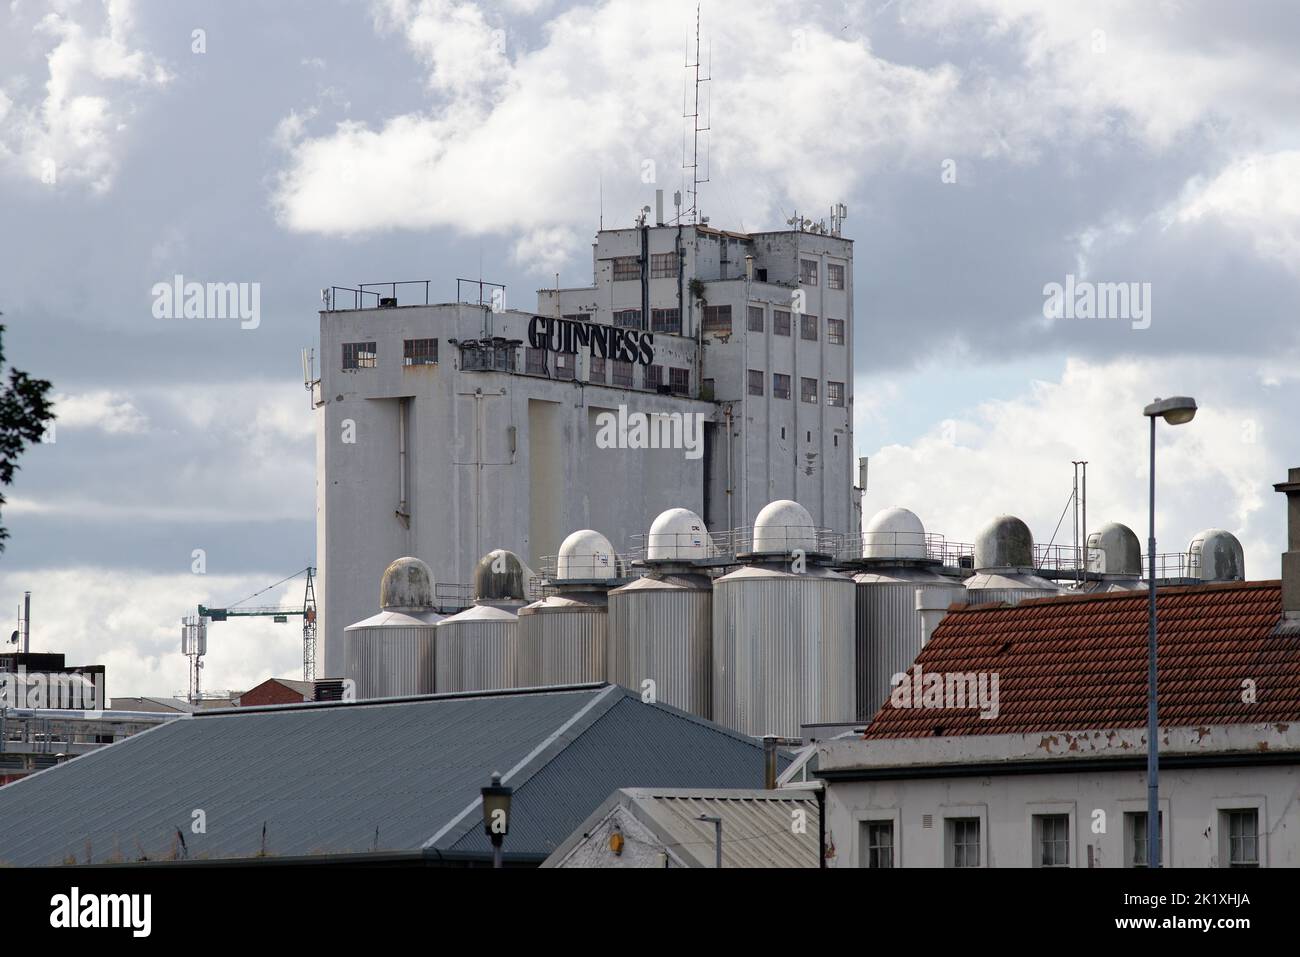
[827,262,845,290]
[646,364,664,390]
[649,252,677,279]
[669,367,690,395]
[613,308,642,328]
[562,313,591,322]
[801,313,818,341]
[342,341,377,370]
[773,373,791,400]
[589,355,606,384]
[827,381,845,407]
[555,352,576,380]
[800,258,818,286]
[702,378,715,399]
[1225,810,1259,868]
[774,309,791,336]
[863,821,894,869]
[1127,812,1163,868]
[403,338,438,366]
[702,304,732,334]
[827,318,845,345]
[800,377,818,404]
[458,342,515,372]
[948,818,980,868]
[612,256,640,281]
[651,307,681,333]
[612,360,633,388]
[525,347,549,375]
[747,369,764,396]
[747,305,764,332]
[1035,815,1070,868]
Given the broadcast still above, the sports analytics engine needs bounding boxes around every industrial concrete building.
[315,209,855,674]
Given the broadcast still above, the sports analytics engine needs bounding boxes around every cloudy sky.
[2,0,1297,698]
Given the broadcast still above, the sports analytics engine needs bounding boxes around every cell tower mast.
[683,3,710,223]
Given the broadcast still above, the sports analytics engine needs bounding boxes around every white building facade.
[315,217,857,675]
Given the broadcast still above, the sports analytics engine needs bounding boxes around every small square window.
[773,373,791,400]
[612,361,633,388]
[589,355,606,384]
[800,313,818,341]
[827,318,845,345]
[646,364,663,389]
[747,369,764,396]
[613,308,642,328]
[1126,812,1163,868]
[649,252,677,279]
[800,377,818,404]
[555,352,576,380]
[827,262,845,290]
[669,367,689,394]
[947,818,980,868]
[774,309,791,336]
[612,256,640,281]
[525,347,549,375]
[651,308,681,334]
[827,381,845,407]
[342,341,377,370]
[703,305,732,334]
[1035,814,1070,868]
[747,305,764,332]
[800,258,818,286]
[1225,809,1259,868]
[403,338,438,366]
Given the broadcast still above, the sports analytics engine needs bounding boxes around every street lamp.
[481,771,513,869]
[1142,395,1197,868]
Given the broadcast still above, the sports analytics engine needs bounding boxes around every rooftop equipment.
[1189,528,1245,582]
[1075,521,1147,593]
[713,499,855,738]
[342,557,442,699]
[964,515,1063,606]
[609,508,713,717]
[436,549,530,694]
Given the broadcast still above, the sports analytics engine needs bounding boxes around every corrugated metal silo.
[517,529,617,687]
[608,507,713,717]
[713,500,855,738]
[342,557,442,699]
[435,549,529,693]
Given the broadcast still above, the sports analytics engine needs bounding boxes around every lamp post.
[481,771,513,869]
[1142,395,1197,868]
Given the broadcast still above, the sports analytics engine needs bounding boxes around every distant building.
[817,580,1300,868]
[315,213,856,674]
[235,678,314,707]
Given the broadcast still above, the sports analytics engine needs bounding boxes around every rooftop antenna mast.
[682,3,711,224]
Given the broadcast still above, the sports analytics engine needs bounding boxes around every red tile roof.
[862,580,1300,739]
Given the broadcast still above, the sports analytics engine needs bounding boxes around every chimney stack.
[1274,467,1300,632]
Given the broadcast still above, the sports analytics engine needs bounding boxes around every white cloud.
[858,355,1289,580]
[0,0,169,191]
[53,389,149,434]
[0,567,306,699]
[1170,151,1300,271]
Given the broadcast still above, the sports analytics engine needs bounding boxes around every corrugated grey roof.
[0,684,770,866]
[543,787,820,868]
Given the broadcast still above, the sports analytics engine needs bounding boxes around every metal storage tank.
[1074,522,1147,593]
[342,556,442,699]
[518,529,616,687]
[713,500,855,738]
[1190,528,1245,582]
[853,507,967,720]
[964,515,1063,606]
[609,508,713,717]
[435,549,529,693]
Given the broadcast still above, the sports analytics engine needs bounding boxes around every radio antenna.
[682,3,711,224]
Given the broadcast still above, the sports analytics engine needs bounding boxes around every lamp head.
[1143,396,1197,425]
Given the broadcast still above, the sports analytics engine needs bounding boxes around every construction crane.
[195,567,318,688]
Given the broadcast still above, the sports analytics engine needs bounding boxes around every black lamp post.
[481,771,513,869]
[1142,395,1197,868]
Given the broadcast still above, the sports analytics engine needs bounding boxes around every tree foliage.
[0,321,55,552]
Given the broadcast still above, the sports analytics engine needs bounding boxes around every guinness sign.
[528,315,655,366]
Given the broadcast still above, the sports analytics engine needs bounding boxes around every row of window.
[342,338,440,371]
[708,304,846,343]
[611,254,846,291]
[523,347,690,393]
[861,808,1261,868]
[746,370,845,406]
